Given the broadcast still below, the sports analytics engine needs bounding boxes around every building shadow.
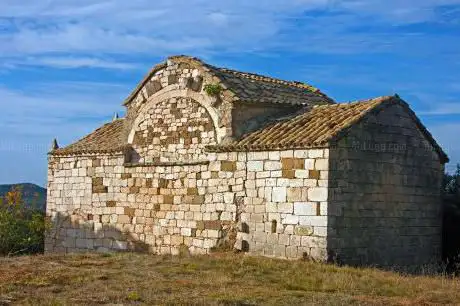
[45,211,150,254]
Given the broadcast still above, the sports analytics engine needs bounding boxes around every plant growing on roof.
[203,83,223,97]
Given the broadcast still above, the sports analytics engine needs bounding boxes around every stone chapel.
[46,55,448,267]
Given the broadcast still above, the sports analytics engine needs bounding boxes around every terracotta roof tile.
[207,66,333,106]
[51,119,126,156]
[206,96,449,163]
[123,55,334,106]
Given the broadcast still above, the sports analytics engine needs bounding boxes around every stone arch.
[128,88,226,145]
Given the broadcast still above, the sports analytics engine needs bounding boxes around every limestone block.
[308,149,323,158]
[286,246,298,258]
[280,150,293,158]
[294,150,309,158]
[269,151,280,160]
[290,235,301,246]
[294,225,314,236]
[264,161,282,171]
[294,202,316,216]
[266,202,277,213]
[274,245,286,257]
[277,202,293,213]
[318,180,328,187]
[76,238,87,249]
[282,214,299,225]
[308,187,328,201]
[272,187,287,202]
[314,226,328,237]
[310,247,327,261]
[181,228,192,236]
[299,216,327,227]
[248,151,268,160]
[294,170,309,178]
[287,188,302,201]
[207,229,220,238]
[315,159,329,170]
[256,171,270,179]
[276,178,290,187]
[247,161,264,172]
[320,202,328,215]
[63,237,76,248]
[253,231,267,243]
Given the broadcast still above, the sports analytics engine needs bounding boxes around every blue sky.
[0,0,459,187]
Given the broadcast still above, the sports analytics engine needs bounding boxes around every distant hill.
[0,183,46,211]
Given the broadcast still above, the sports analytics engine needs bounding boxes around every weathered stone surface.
[294,226,314,236]
[308,188,328,202]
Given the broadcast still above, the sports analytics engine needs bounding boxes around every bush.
[442,164,460,272]
[0,186,49,256]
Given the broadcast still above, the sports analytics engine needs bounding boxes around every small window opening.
[271,220,277,233]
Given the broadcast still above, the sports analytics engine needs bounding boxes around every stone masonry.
[46,55,449,268]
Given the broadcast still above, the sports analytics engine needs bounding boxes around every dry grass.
[0,252,460,305]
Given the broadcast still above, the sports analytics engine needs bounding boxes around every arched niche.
[127,88,226,163]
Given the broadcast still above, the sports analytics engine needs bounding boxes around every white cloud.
[5,56,139,70]
[0,81,129,185]
[0,0,458,65]
[418,103,460,115]
[0,82,127,140]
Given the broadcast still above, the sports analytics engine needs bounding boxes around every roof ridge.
[341,95,395,105]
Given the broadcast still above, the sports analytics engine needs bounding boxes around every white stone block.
[268,151,280,160]
[299,216,327,227]
[264,161,282,171]
[294,202,316,216]
[223,192,234,204]
[256,171,270,179]
[266,178,277,187]
[276,178,290,186]
[308,187,328,201]
[314,226,328,237]
[207,229,220,238]
[280,150,293,158]
[248,151,268,160]
[315,159,329,170]
[282,214,299,225]
[308,149,323,158]
[294,150,309,158]
[266,202,277,213]
[181,228,192,236]
[304,159,315,170]
[278,202,293,213]
[294,170,309,178]
[272,187,287,202]
[247,161,263,172]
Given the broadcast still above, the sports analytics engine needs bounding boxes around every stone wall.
[46,148,334,261]
[46,153,245,254]
[327,103,444,267]
[131,97,216,163]
[124,57,234,143]
[236,149,332,260]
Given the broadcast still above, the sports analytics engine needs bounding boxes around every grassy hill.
[0,252,459,305]
[0,183,46,211]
